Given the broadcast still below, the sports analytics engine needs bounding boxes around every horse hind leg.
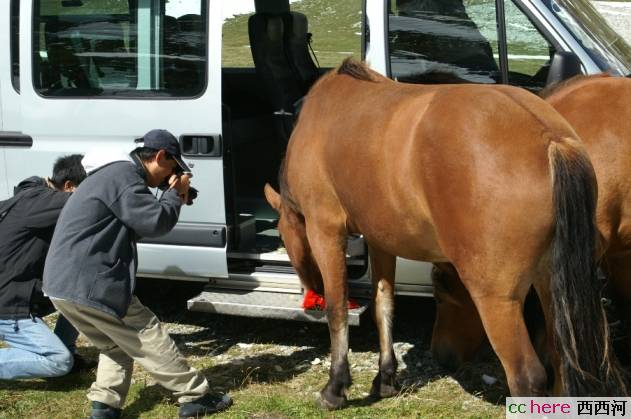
[305,220,352,410]
[464,267,547,396]
[531,274,563,395]
[368,245,399,399]
[603,254,631,365]
[430,263,488,370]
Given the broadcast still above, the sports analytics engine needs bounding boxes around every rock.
[237,342,254,349]
[482,374,498,385]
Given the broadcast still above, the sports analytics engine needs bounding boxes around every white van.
[1,0,630,324]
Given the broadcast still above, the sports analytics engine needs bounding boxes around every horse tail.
[549,138,626,395]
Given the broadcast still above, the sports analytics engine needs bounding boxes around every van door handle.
[180,134,222,157]
[0,132,33,147]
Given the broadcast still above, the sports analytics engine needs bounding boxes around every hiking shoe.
[178,393,232,418]
[71,354,97,373]
[88,401,121,419]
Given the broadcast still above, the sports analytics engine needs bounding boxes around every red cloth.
[302,289,360,310]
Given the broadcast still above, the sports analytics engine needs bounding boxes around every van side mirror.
[546,51,582,86]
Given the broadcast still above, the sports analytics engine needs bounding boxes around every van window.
[292,0,362,67]
[222,2,255,68]
[10,0,19,92]
[546,0,631,75]
[388,0,500,84]
[505,0,555,90]
[33,0,207,98]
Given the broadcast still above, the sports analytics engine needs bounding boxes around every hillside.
[222,0,362,67]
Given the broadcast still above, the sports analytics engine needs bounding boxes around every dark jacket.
[0,177,72,319]
[42,159,182,318]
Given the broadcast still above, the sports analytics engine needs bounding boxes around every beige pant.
[52,296,209,408]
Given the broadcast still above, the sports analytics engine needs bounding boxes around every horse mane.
[539,73,611,98]
[336,57,382,82]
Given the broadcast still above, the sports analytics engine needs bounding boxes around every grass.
[0,294,507,418]
[222,0,363,68]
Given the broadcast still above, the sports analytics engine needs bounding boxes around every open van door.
[9,0,228,281]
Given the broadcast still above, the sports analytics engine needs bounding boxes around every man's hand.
[168,174,191,204]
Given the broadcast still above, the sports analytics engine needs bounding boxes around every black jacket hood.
[14,176,48,195]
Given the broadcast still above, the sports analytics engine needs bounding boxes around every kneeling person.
[43,130,231,419]
[0,155,88,379]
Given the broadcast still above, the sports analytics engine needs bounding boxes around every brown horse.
[264,59,623,408]
[431,74,631,394]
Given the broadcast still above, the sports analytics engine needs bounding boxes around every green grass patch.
[0,367,505,418]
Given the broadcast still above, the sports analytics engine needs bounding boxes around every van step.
[255,264,296,274]
[227,250,366,266]
[187,289,369,326]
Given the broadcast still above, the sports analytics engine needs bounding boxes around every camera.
[157,170,199,206]
[186,187,199,206]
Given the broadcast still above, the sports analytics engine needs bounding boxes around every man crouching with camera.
[43,129,231,419]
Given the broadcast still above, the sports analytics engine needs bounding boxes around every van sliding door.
[12,0,228,281]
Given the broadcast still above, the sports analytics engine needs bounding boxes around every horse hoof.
[316,391,347,410]
[379,383,400,398]
[370,379,400,399]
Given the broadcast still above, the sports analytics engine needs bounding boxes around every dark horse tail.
[549,138,626,395]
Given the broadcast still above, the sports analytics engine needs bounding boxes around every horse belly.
[350,209,448,262]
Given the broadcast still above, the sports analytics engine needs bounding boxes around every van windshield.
[545,0,631,75]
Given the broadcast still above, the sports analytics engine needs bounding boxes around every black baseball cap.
[137,129,192,175]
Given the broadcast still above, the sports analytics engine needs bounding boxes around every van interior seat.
[170,14,204,91]
[249,13,304,114]
[248,9,319,113]
[163,15,180,55]
[163,15,187,90]
[43,21,92,90]
[286,12,319,91]
[90,21,133,87]
[248,8,320,143]
[177,14,204,56]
